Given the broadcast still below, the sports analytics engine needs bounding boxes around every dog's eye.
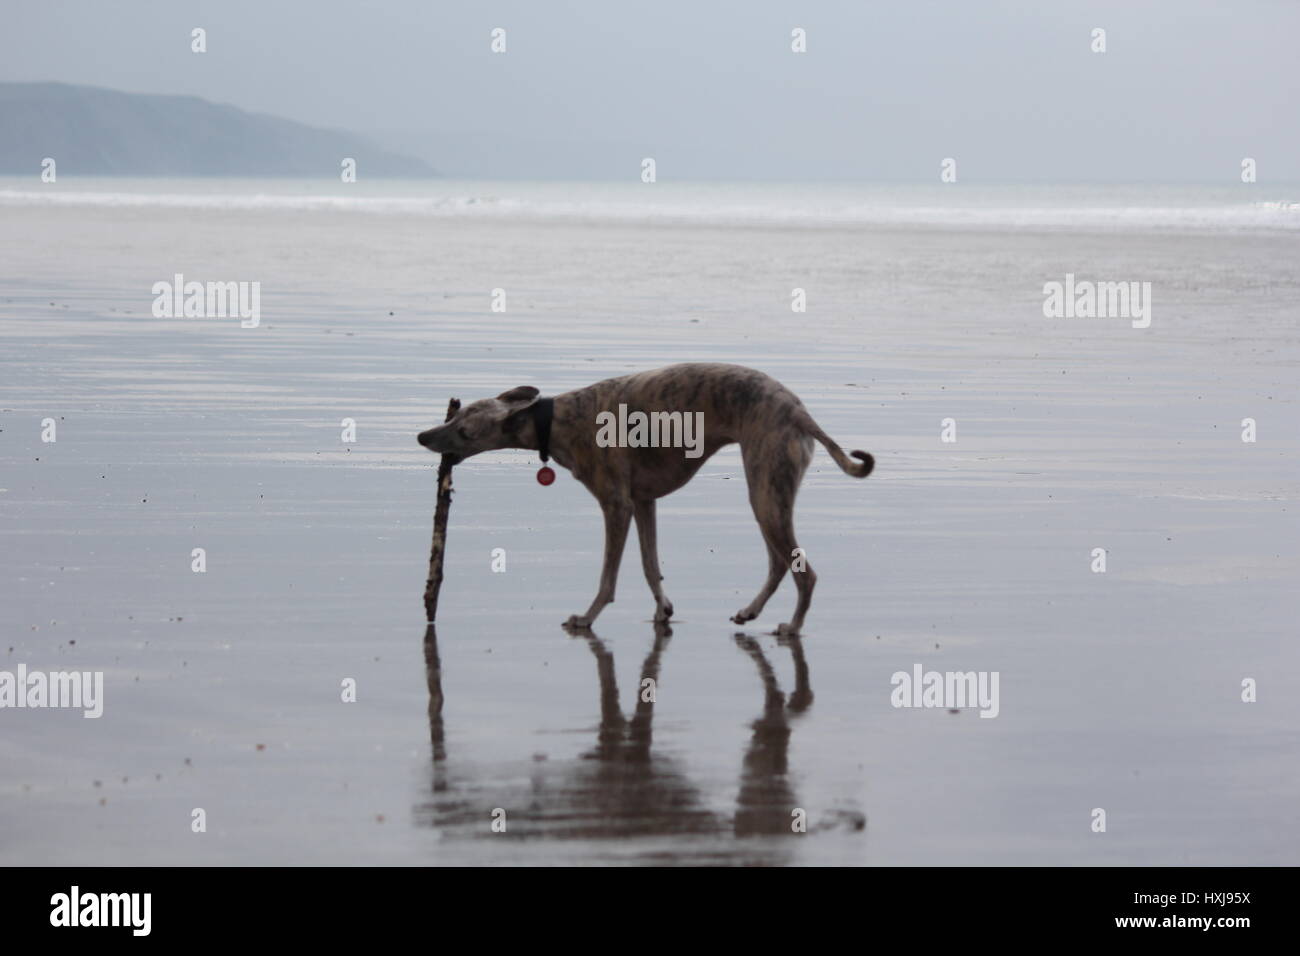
[457,427,471,440]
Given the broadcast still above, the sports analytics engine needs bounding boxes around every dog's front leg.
[565,497,631,629]
[633,499,673,623]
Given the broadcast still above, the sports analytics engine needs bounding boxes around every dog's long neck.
[515,390,593,474]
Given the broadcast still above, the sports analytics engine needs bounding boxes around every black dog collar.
[531,397,554,463]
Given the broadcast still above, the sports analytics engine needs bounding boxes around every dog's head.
[417,386,540,463]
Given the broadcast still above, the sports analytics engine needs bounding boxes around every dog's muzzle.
[417,427,461,464]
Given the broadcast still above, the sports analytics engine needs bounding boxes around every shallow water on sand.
[2,200,1298,864]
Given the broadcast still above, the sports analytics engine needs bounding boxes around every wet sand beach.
[2,188,1298,864]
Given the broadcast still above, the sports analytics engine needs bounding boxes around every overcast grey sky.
[3,0,1298,181]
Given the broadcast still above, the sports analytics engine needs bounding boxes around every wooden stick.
[423,398,460,621]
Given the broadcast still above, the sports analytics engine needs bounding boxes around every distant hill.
[0,82,437,177]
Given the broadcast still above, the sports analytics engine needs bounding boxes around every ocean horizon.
[4,177,1299,232]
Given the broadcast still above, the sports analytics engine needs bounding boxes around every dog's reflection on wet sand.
[415,622,863,861]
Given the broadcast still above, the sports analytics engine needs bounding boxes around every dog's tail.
[801,414,874,478]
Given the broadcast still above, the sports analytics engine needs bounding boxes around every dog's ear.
[496,386,540,407]
[497,386,540,434]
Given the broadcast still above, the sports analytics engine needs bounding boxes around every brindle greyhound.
[417,363,873,634]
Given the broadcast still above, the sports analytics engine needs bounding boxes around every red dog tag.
[537,466,556,486]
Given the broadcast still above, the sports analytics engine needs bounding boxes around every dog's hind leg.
[731,537,788,626]
[732,435,808,628]
[633,499,674,623]
[757,509,816,636]
[778,519,816,636]
[566,497,631,629]
[733,435,816,635]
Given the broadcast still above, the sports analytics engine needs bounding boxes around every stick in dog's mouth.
[423,398,460,622]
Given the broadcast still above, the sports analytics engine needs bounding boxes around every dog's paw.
[731,609,756,624]
[774,622,801,637]
[563,614,593,631]
[654,601,674,623]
